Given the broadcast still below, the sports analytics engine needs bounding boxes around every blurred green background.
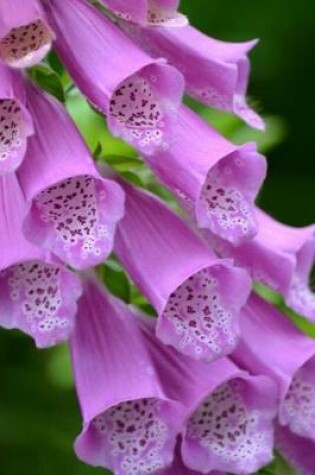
[1,1,314,474]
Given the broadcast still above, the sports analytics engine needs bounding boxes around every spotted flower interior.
[0,19,53,68]
[198,150,261,245]
[0,99,29,174]
[147,0,185,26]
[91,398,175,475]
[24,175,119,270]
[280,356,315,441]
[0,260,81,348]
[108,63,182,155]
[160,266,241,362]
[184,378,274,474]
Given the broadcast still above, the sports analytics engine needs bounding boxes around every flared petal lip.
[181,371,278,474]
[0,227,42,271]
[195,142,267,246]
[154,257,234,318]
[0,248,68,275]
[277,352,315,417]
[106,56,184,115]
[78,393,186,432]
[74,394,186,472]
[0,91,34,137]
[183,369,246,422]
[0,16,55,70]
[182,366,278,423]
[0,16,55,44]
[22,174,125,271]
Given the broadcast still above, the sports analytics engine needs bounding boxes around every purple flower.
[99,0,188,27]
[206,209,315,320]
[114,181,251,362]
[17,83,125,270]
[70,277,186,474]
[144,106,266,245]
[0,173,82,348]
[157,442,225,474]
[0,63,34,175]
[233,294,315,443]
[275,424,315,475]
[0,0,54,68]
[136,312,277,474]
[43,0,185,155]
[122,22,264,129]
[181,358,277,474]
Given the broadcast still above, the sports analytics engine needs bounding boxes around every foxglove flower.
[0,62,34,175]
[43,0,185,154]
[144,106,266,245]
[0,173,82,348]
[180,358,277,474]
[114,181,251,362]
[122,23,263,129]
[157,442,225,474]
[99,0,188,27]
[71,277,186,474]
[275,424,315,475]
[136,310,277,473]
[0,0,54,68]
[206,209,315,320]
[233,294,315,443]
[17,83,124,270]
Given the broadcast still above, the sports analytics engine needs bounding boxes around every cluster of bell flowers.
[0,0,314,474]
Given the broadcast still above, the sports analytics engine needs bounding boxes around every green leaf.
[28,64,65,103]
[260,452,297,474]
[101,259,131,303]
[104,154,143,171]
[46,50,65,77]
[66,91,107,151]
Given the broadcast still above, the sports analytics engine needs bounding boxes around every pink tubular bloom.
[275,424,315,475]
[157,443,226,474]
[205,208,315,320]
[114,181,251,362]
[232,294,315,443]
[43,0,185,155]
[0,63,34,175]
[0,0,54,68]
[70,277,186,474]
[122,22,264,129]
[180,359,277,474]
[17,82,125,270]
[0,173,82,348]
[144,106,267,245]
[99,0,188,27]
[135,314,276,474]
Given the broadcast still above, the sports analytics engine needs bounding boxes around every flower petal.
[18,83,125,270]
[0,0,54,68]
[115,182,251,362]
[181,363,277,474]
[0,173,82,348]
[122,23,263,127]
[0,63,34,174]
[44,0,184,154]
[71,278,185,473]
[145,107,266,245]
